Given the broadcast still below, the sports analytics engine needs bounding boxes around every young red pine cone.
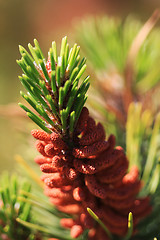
[32,107,151,239]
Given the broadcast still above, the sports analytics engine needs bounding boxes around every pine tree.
[0,11,160,240]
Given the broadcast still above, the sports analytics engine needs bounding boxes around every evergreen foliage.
[17,37,90,142]
[0,173,41,240]
[76,11,160,145]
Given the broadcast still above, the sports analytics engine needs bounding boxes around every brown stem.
[124,9,160,113]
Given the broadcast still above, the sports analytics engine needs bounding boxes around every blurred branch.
[124,9,160,112]
[15,154,44,188]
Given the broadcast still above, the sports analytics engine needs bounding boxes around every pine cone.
[32,107,151,239]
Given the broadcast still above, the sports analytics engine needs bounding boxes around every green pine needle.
[87,208,112,239]
[0,174,39,239]
[18,37,90,141]
[124,212,133,240]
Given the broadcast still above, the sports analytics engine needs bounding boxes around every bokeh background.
[0,0,160,172]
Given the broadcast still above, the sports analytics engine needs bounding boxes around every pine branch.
[16,35,160,240]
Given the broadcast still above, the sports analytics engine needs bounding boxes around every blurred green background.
[0,0,160,172]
